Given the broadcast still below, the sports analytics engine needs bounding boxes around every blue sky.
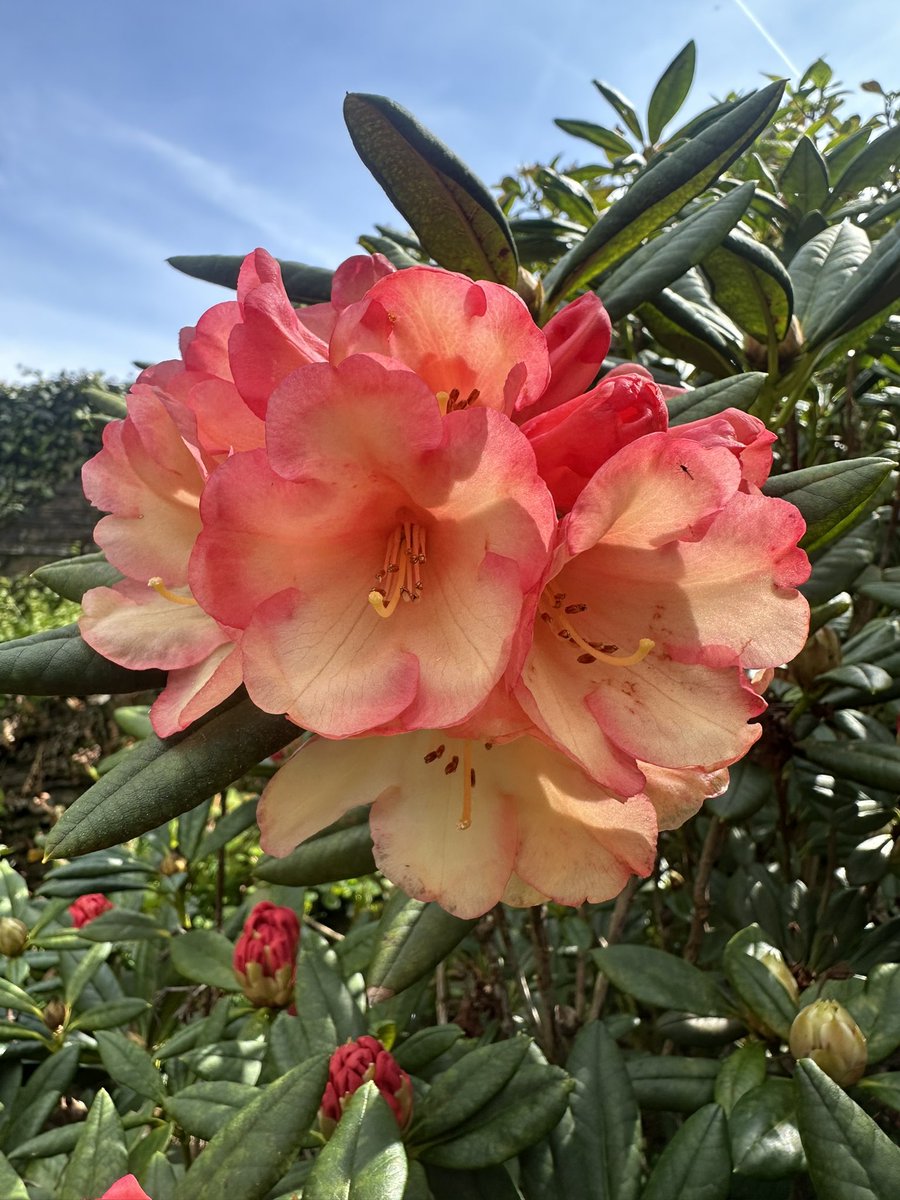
[1,0,895,381]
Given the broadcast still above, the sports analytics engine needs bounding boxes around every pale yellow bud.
[761,949,799,1003]
[0,917,28,958]
[789,1000,867,1087]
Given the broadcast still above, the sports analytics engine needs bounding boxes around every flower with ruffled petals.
[97,1176,153,1200]
[232,900,300,1008]
[69,893,114,928]
[191,354,555,737]
[516,422,810,795]
[319,1036,413,1136]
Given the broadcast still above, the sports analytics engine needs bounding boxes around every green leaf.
[641,1104,731,1200]
[44,696,295,858]
[195,797,259,859]
[543,81,784,303]
[722,926,798,1040]
[343,93,518,285]
[418,1055,571,1170]
[164,1080,257,1140]
[0,622,164,696]
[0,1154,27,1200]
[293,931,365,1058]
[412,1038,530,1143]
[304,1082,408,1200]
[667,372,766,426]
[729,1079,804,1179]
[819,663,892,693]
[795,1059,900,1200]
[64,941,111,1006]
[255,810,375,886]
[647,41,696,143]
[629,1060,716,1120]
[816,222,900,344]
[593,945,732,1017]
[32,551,123,602]
[789,223,871,344]
[0,977,42,1019]
[426,1163,521,1200]
[178,1038,265,1085]
[708,760,773,822]
[392,1025,464,1074]
[854,1073,900,1113]
[601,183,757,322]
[366,892,477,1004]
[780,136,829,214]
[553,119,633,158]
[714,1041,767,1114]
[169,928,240,991]
[700,228,794,341]
[113,705,154,739]
[798,740,900,793]
[566,1021,642,1200]
[534,167,598,227]
[827,123,900,210]
[172,1052,329,1200]
[638,291,742,378]
[0,1044,80,1151]
[95,1029,167,1104]
[75,909,169,942]
[57,1089,127,1200]
[168,254,334,304]
[70,997,151,1031]
[762,458,894,554]
[593,80,643,141]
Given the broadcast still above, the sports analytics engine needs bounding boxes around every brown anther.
[540,612,552,623]
[484,742,493,750]
[553,593,566,608]
[444,756,459,775]
[424,744,445,763]
[577,653,597,664]
[470,768,476,786]
[565,603,587,614]
[557,630,571,640]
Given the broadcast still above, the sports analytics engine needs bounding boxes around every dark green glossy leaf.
[164,1081,257,1140]
[293,931,365,1059]
[641,1104,731,1200]
[534,167,597,226]
[827,123,900,210]
[543,81,784,303]
[412,1038,530,1143]
[0,622,164,696]
[32,552,123,602]
[0,1154,27,1200]
[638,291,742,378]
[780,136,829,214]
[722,926,798,1040]
[700,229,793,341]
[172,1053,329,1200]
[714,1041,767,1114]
[255,810,375,886]
[667,372,766,425]
[601,183,756,322]
[304,1082,408,1200]
[169,928,240,991]
[553,119,633,158]
[44,697,295,858]
[367,892,477,1004]
[426,1163,520,1200]
[798,740,900,793]
[627,1057,718,1113]
[392,1025,464,1074]
[95,1029,167,1104]
[168,254,334,304]
[593,945,732,1017]
[708,760,773,822]
[795,1059,900,1200]
[789,222,870,345]
[57,1089,127,1200]
[762,457,894,554]
[195,797,259,859]
[178,1038,265,1085]
[729,1079,804,1179]
[593,80,643,141]
[70,997,151,1031]
[343,93,517,285]
[818,222,900,344]
[0,977,42,1019]
[357,234,421,270]
[854,1073,900,1113]
[75,909,169,942]
[648,41,696,143]
[0,1044,80,1151]
[566,1021,641,1200]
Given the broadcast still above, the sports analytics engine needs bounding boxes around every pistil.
[148,578,198,607]
[540,586,654,667]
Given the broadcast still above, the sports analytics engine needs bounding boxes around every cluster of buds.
[0,916,29,957]
[232,901,300,1008]
[68,893,114,928]
[789,999,868,1087]
[97,1176,153,1199]
[319,1036,413,1138]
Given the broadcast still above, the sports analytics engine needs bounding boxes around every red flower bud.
[97,1175,153,1199]
[319,1036,413,1137]
[68,893,114,929]
[232,901,300,1008]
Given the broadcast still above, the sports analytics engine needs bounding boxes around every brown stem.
[683,816,725,965]
[214,792,226,932]
[528,906,559,1061]
[494,906,542,1040]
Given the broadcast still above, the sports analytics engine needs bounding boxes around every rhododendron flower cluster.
[232,900,300,1008]
[81,248,810,918]
[69,893,114,928]
[320,1036,413,1136]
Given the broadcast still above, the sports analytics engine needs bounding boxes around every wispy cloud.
[730,0,800,78]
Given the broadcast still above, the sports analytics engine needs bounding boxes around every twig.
[302,914,344,941]
[493,906,542,1039]
[528,906,559,1061]
[589,876,640,1021]
[435,961,449,1024]
[683,816,725,964]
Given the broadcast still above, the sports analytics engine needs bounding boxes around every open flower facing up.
[69,893,114,928]
[232,900,300,1008]
[319,1036,413,1137]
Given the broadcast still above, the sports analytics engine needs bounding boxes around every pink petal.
[674,408,775,488]
[520,292,611,418]
[150,643,243,737]
[80,582,229,671]
[640,762,729,831]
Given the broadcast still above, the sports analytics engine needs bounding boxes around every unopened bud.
[232,901,300,1008]
[515,267,543,316]
[761,949,799,1003]
[319,1036,413,1138]
[789,1000,867,1086]
[791,626,842,692]
[744,315,804,371]
[68,893,114,928]
[0,916,28,957]
[160,851,187,876]
[98,1174,153,1199]
[43,999,67,1031]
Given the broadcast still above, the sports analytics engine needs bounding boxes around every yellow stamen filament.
[541,587,654,667]
[458,741,473,830]
[148,577,198,607]
[368,521,427,618]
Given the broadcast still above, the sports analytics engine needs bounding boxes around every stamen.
[541,586,654,668]
[148,578,198,607]
[458,742,473,830]
[369,522,427,617]
[444,756,459,775]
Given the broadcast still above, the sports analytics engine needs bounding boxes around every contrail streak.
[730,0,801,77]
